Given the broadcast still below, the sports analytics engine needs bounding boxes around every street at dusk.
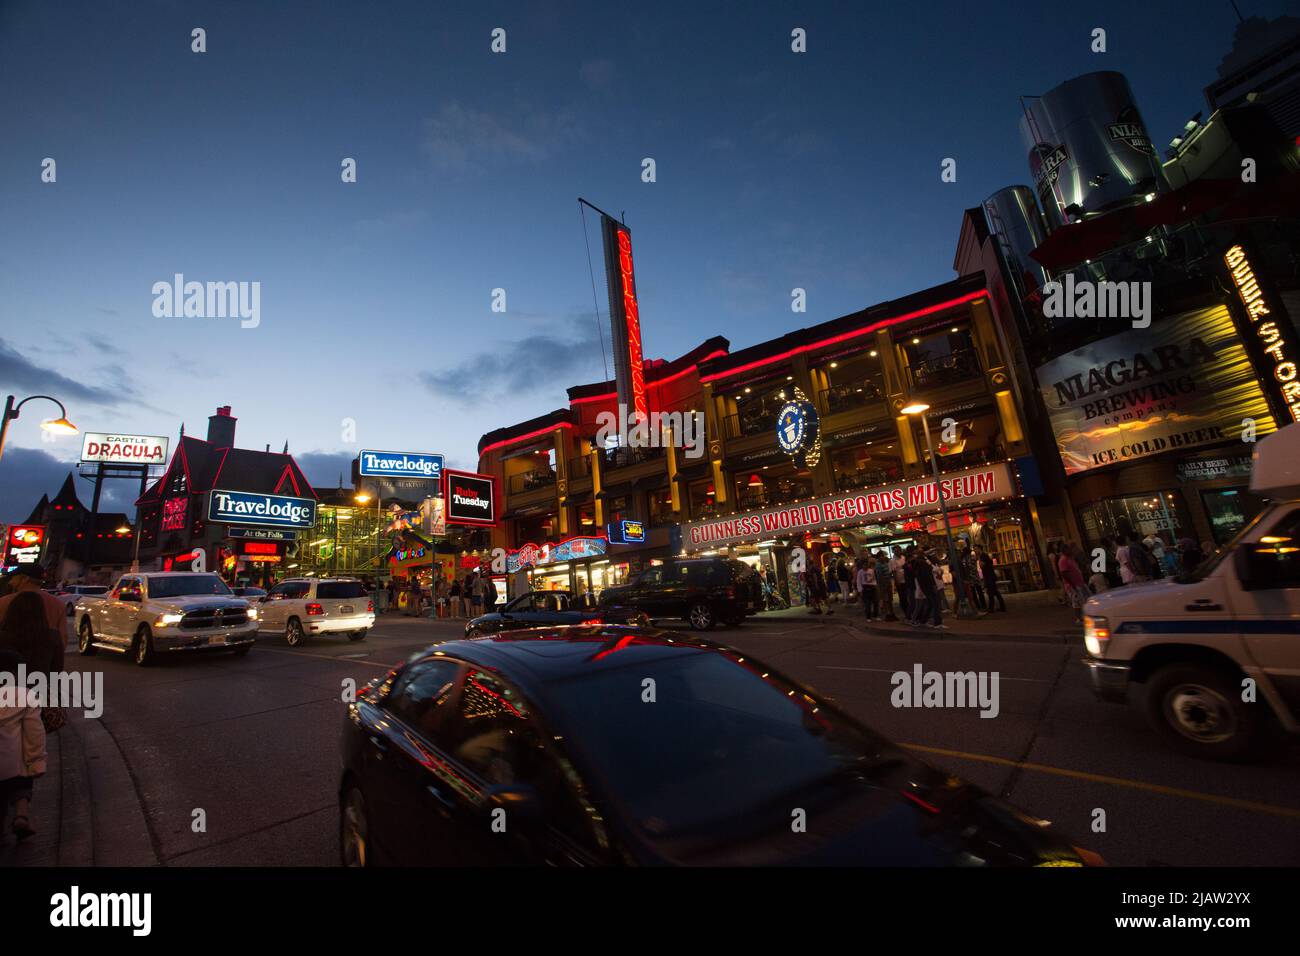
[2,0,1300,939]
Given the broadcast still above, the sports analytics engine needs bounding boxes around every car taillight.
[366,600,374,612]
[306,603,323,616]
[586,617,604,626]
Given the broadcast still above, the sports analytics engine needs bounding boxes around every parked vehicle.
[232,586,267,599]
[54,584,110,617]
[339,626,1101,866]
[1084,421,1300,760]
[465,589,647,637]
[257,577,375,646]
[75,572,256,665]
[598,557,762,630]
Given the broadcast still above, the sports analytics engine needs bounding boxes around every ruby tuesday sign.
[681,463,1015,552]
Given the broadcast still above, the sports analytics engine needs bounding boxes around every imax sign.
[358,449,444,480]
[208,490,317,529]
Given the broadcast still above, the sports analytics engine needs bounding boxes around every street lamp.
[0,394,77,465]
[902,402,977,619]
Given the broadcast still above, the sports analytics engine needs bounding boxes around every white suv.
[257,577,375,646]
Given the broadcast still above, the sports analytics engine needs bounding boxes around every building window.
[913,409,1004,471]
[727,378,793,438]
[903,325,980,389]
[830,441,903,492]
[816,353,886,415]
[1201,488,1265,546]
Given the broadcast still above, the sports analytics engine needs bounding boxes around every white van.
[1083,423,1300,760]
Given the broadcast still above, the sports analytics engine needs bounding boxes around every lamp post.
[0,394,77,466]
[902,402,977,619]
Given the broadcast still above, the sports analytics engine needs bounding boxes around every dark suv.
[598,558,762,630]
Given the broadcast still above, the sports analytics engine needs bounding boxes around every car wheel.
[77,618,97,656]
[285,618,305,647]
[687,600,714,631]
[1145,663,1259,760]
[348,629,368,642]
[340,782,372,867]
[132,627,156,667]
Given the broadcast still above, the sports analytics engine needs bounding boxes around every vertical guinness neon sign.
[602,215,649,423]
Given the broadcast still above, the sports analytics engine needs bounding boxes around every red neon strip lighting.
[570,348,729,406]
[479,421,574,456]
[616,229,649,420]
[700,290,987,383]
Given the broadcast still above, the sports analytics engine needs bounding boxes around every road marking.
[254,647,390,668]
[902,743,1300,821]
[818,665,1051,683]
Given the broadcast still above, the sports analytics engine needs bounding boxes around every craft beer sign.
[681,463,1015,552]
[207,489,317,529]
[80,432,169,466]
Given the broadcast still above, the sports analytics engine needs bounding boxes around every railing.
[724,409,778,439]
[567,455,591,479]
[508,470,557,495]
[821,378,886,415]
[836,467,902,491]
[602,444,665,470]
[906,349,981,389]
[735,480,815,511]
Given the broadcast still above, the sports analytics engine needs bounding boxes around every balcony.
[821,377,886,415]
[508,470,557,495]
[602,444,665,471]
[907,349,981,390]
[736,479,814,511]
[836,465,903,492]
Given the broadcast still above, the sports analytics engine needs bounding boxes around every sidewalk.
[755,589,1083,644]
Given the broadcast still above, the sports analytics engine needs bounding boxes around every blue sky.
[1,0,1290,521]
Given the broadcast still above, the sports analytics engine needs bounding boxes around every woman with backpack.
[0,592,51,843]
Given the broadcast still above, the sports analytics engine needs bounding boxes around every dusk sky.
[1,0,1289,521]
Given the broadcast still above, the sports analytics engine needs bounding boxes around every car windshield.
[80,586,109,595]
[147,575,233,598]
[545,649,898,854]
[317,581,364,599]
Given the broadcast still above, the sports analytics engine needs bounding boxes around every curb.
[76,715,159,866]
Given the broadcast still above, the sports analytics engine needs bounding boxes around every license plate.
[209,635,227,646]
[340,605,354,614]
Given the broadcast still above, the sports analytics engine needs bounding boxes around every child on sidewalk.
[0,645,46,843]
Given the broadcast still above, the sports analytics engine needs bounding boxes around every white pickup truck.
[76,572,258,666]
[1083,423,1300,760]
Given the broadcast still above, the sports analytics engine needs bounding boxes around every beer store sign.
[1035,305,1275,475]
[681,463,1014,552]
[207,489,317,529]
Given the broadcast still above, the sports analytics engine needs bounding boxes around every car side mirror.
[483,783,542,828]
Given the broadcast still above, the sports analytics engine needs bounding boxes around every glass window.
[903,325,980,389]
[1248,509,1300,588]
[386,659,462,738]
[441,669,534,783]
[317,581,365,599]
[1201,488,1265,546]
[147,574,232,598]
[504,594,534,613]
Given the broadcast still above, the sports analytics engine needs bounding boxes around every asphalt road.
[62,612,1300,867]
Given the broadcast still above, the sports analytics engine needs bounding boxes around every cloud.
[420,100,583,172]
[579,59,615,93]
[0,337,125,407]
[418,318,606,405]
[0,447,135,524]
[293,450,359,492]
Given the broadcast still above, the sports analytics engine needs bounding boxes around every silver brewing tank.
[1019,71,1168,230]
[982,185,1051,297]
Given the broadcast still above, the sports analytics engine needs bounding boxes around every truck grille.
[180,608,248,630]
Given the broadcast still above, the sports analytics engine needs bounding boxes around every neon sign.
[5,525,45,565]
[507,535,607,572]
[616,229,648,422]
[1225,244,1300,423]
[161,496,188,532]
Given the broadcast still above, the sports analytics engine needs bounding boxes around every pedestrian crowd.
[1048,532,1211,622]
[368,569,497,620]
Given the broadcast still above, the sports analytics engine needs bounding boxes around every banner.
[680,463,1015,552]
[1035,305,1275,475]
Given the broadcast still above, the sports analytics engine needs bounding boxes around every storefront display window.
[1201,488,1265,546]
[1077,491,1192,551]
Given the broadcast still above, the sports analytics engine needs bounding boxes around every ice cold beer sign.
[80,432,170,466]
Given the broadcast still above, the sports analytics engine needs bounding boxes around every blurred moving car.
[53,584,110,617]
[340,626,1101,867]
[256,577,375,645]
[1084,422,1300,760]
[597,557,763,630]
[76,572,257,665]
[465,589,647,637]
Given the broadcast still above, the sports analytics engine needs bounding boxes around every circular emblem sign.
[774,389,821,468]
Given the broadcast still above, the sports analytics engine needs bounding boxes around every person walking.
[0,594,52,843]
[891,547,911,619]
[805,568,827,615]
[0,566,66,673]
[447,577,462,619]
[1057,546,1087,623]
[471,572,487,618]
[960,545,986,611]
[855,558,877,622]
[385,578,398,615]
[873,551,896,621]
[836,558,853,605]
[913,552,945,628]
[976,547,1006,611]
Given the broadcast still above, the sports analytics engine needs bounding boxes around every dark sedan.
[339,626,1101,867]
[464,589,645,637]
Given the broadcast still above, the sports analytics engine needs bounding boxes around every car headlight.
[246,608,258,620]
[1083,615,1110,656]
[154,613,184,627]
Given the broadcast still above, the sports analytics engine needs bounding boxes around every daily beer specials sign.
[80,432,170,466]
[681,462,1015,552]
[207,489,317,529]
